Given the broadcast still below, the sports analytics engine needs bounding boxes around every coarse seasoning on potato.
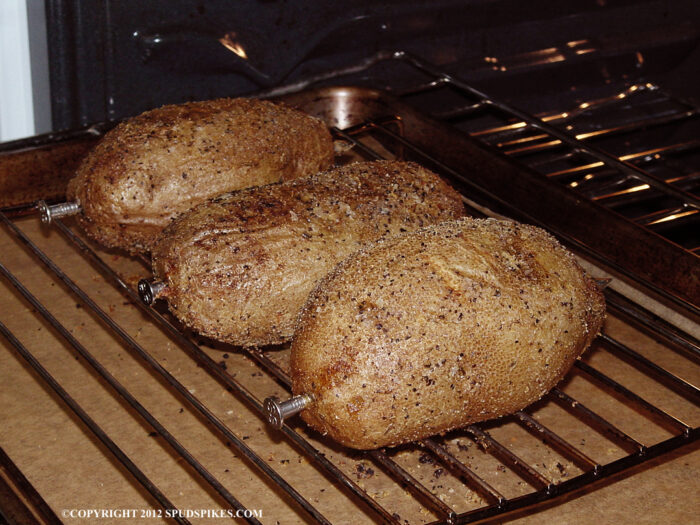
[151,160,465,347]
[291,217,606,449]
[66,97,334,253]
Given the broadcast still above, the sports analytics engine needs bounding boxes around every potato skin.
[66,98,333,253]
[151,160,465,347]
[291,218,605,449]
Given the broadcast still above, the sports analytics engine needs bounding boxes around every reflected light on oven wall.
[481,45,570,73]
[219,32,248,60]
[566,39,595,56]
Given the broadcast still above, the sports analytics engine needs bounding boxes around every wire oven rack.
[264,51,700,317]
[1,53,699,524]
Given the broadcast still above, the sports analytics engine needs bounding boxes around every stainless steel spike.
[36,200,81,225]
[263,394,313,429]
[138,278,168,305]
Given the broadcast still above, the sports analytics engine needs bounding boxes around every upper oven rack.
[264,51,700,318]
[1,55,699,525]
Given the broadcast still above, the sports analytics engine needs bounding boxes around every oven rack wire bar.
[0,178,697,525]
[469,100,697,153]
[368,449,457,521]
[418,81,670,126]
[430,430,697,525]
[573,360,692,436]
[0,309,192,525]
[392,53,700,253]
[0,445,62,525]
[534,140,700,179]
[601,288,699,360]
[267,50,700,213]
[392,52,700,207]
[0,212,331,525]
[421,439,505,505]
[449,105,698,164]
[239,346,462,523]
[463,425,552,491]
[48,218,404,525]
[523,160,699,202]
[598,333,700,402]
[0,219,262,524]
[548,388,644,454]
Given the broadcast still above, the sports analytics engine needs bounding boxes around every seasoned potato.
[151,161,465,347]
[67,98,334,253]
[291,218,605,449]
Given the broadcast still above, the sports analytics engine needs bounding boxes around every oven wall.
[45,0,700,131]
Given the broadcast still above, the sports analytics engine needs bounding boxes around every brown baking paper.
[0,206,698,525]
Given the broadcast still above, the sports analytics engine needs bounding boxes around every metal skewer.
[138,278,169,305]
[264,394,313,429]
[36,200,81,224]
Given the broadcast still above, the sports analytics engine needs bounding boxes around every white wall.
[0,0,50,142]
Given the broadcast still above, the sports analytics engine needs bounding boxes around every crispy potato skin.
[66,98,334,253]
[151,161,465,347]
[291,218,606,449]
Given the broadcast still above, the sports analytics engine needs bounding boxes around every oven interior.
[1,2,699,524]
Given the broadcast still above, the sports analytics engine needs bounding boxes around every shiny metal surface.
[138,278,168,306]
[264,395,313,429]
[36,200,80,225]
